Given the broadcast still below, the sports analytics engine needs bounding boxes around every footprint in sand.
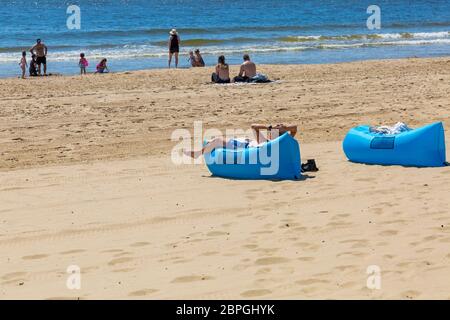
[128,289,158,297]
[108,257,134,266]
[200,251,219,256]
[339,281,358,289]
[255,257,289,266]
[255,268,272,275]
[379,230,398,236]
[171,275,213,283]
[336,251,367,258]
[296,279,330,286]
[297,256,314,262]
[113,251,133,258]
[2,272,27,281]
[240,289,272,298]
[334,265,358,272]
[60,249,86,255]
[130,242,150,247]
[207,231,228,237]
[112,268,135,273]
[22,254,48,260]
[101,249,124,254]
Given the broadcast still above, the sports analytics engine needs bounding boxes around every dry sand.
[0,57,449,299]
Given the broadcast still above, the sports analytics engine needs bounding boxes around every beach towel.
[250,73,270,83]
[369,122,412,135]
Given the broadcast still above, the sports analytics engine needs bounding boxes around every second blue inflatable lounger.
[343,122,446,167]
[204,133,301,180]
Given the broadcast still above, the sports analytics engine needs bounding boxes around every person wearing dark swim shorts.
[168,29,180,68]
[30,39,48,76]
[234,54,257,83]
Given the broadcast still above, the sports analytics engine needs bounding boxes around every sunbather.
[211,55,230,83]
[234,54,257,82]
[184,124,298,159]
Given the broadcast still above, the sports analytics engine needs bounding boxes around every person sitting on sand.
[184,124,298,159]
[188,51,196,67]
[194,49,205,67]
[234,54,257,82]
[211,55,230,83]
[29,54,38,77]
[96,58,109,73]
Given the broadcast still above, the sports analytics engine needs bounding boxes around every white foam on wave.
[0,32,449,63]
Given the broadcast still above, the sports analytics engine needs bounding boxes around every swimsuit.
[226,138,251,150]
[169,35,179,53]
[79,59,89,68]
[36,56,46,65]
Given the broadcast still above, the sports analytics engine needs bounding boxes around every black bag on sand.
[301,159,319,173]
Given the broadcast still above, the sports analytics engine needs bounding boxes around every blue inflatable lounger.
[343,122,446,167]
[204,132,301,180]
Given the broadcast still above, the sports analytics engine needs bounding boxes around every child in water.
[19,51,27,79]
[79,53,89,75]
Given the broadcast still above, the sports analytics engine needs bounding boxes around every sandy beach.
[1,57,449,299]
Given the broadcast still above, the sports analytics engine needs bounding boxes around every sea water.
[0,0,449,77]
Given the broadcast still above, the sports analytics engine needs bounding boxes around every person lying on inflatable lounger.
[184,124,298,159]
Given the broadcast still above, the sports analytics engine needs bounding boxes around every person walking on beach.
[30,39,48,76]
[234,54,257,82]
[79,53,89,75]
[19,51,27,79]
[168,29,180,68]
[211,55,230,83]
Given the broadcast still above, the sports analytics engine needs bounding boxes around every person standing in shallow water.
[30,39,48,76]
[168,29,180,68]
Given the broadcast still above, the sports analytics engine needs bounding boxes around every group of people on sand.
[19,38,110,78]
[20,29,265,81]
[168,28,266,84]
[19,39,47,78]
[211,54,259,84]
[167,28,205,68]
[77,54,110,75]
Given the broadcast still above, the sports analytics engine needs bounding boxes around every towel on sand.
[370,122,412,135]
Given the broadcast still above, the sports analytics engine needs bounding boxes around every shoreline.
[1,54,449,80]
